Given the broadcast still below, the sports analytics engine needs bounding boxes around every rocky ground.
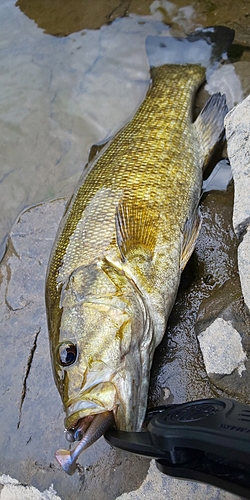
[1,96,250,499]
[1,0,250,497]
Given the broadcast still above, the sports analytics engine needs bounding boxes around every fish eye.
[58,342,77,367]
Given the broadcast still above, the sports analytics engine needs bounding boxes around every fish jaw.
[64,380,118,430]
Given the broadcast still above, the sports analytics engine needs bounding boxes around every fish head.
[54,304,126,434]
[51,260,153,438]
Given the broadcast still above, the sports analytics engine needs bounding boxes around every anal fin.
[115,200,157,262]
[180,207,202,271]
[194,93,228,171]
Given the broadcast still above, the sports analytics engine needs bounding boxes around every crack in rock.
[17,328,40,429]
[107,0,131,21]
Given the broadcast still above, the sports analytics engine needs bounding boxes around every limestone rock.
[198,317,247,376]
[225,95,250,237]
[225,96,250,313]
[0,475,61,500]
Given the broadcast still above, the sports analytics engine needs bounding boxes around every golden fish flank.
[45,27,234,474]
[48,64,204,426]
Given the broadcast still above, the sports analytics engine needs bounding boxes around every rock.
[233,61,250,101]
[238,227,250,312]
[0,475,61,500]
[0,199,150,500]
[205,62,250,111]
[0,195,245,500]
[116,461,242,500]
[205,64,244,111]
[225,95,250,237]
[198,317,246,376]
[225,96,250,312]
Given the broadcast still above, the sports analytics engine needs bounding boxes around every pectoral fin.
[194,93,228,171]
[180,208,202,271]
[115,200,157,262]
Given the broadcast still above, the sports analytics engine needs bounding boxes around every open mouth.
[64,379,118,430]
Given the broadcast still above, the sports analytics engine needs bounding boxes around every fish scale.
[45,26,234,475]
[46,64,216,420]
[47,65,204,300]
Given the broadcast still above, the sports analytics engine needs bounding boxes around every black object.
[104,398,250,498]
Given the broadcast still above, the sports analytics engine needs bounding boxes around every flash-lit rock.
[205,64,243,110]
[238,227,250,313]
[116,460,242,500]
[1,0,250,497]
[225,95,250,237]
[225,95,250,312]
[198,318,247,376]
[0,475,61,500]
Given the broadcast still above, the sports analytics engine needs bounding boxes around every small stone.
[198,318,247,376]
[162,387,171,400]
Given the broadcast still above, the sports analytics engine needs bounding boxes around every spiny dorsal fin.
[180,207,202,271]
[194,92,228,171]
[115,200,157,262]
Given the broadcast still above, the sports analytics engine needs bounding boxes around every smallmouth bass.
[45,26,234,474]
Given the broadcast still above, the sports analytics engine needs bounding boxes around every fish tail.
[146,26,234,71]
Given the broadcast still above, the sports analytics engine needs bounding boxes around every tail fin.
[146,26,234,72]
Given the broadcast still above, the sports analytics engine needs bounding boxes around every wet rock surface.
[226,95,250,237]
[15,0,250,39]
[0,180,248,499]
[1,1,250,498]
[149,178,250,407]
[225,96,250,321]
[0,200,150,500]
[2,0,250,262]
[0,475,61,500]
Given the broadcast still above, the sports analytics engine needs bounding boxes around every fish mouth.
[64,380,118,430]
[65,400,105,430]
